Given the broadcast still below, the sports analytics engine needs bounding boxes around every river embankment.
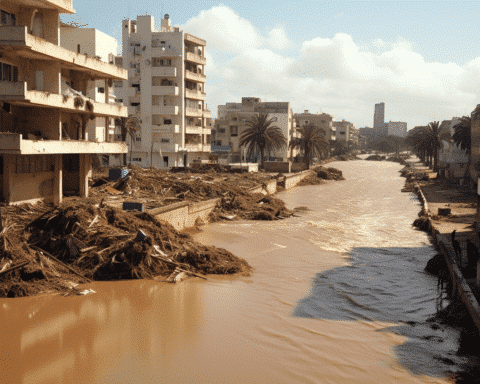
[0,163,345,298]
[1,158,460,384]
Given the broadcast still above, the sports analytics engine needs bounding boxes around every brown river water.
[0,160,475,383]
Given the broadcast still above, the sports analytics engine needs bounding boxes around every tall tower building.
[117,14,211,168]
[373,102,385,136]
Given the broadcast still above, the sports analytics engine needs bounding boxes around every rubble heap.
[0,201,252,298]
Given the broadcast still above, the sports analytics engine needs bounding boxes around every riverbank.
[0,163,346,298]
[403,159,480,350]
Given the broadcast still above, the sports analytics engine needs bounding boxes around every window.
[77,44,80,53]
[114,81,123,87]
[1,10,16,26]
[218,128,226,134]
[97,87,105,93]
[0,62,18,82]
[232,117,237,121]
[15,155,54,174]
[230,126,238,137]
[163,156,169,167]
[161,138,170,143]
[164,119,172,125]
[135,136,141,141]
[152,58,172,67]
[131,102,140,107]
[132,158,142,162]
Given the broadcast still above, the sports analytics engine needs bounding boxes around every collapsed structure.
[0,0,128,205]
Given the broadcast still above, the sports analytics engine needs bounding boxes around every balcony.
[203,109,212,118]
[152,106,179,115]
[152,124,180,134]
[185,52,206,65]
[151,85,179,96]
[0,26,127,80]
[126,86,140,98]
[0,133,127,155]
[184,34,206,46]
[185,108,202,117]
[153,142,179,153]
[185,143,202,152]
[128,68,141,78]
[151,67,177,77]
[186,125,202,134]
[0,82,128,117]
[17,0,76,13]
[185,70,206,83]
[185,89,206,101]
[150,46,182,57]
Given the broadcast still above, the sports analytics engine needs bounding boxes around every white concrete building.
[115,14,211,168]
[213,98,295,163]
[386,121,407,137]
[60,24,122,165]
[0,0,128,205]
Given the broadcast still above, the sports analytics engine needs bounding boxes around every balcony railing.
[151,85,179,96]
[185,52,206,65]
[152,124,180,134]
[0,133,127,155]
[185,89,206,100]
[185,107,202,117]
[186,125,202,134]
[185,70,206,83]
[0,26,127,80]
[0,81,127,117]
[151,67,177,77]
[152,106,179,115]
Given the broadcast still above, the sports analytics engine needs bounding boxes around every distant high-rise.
[373,102,385,136]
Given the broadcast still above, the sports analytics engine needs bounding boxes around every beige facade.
[293,110,336,141]
[115,14,211,168]
[0,0,128,205]
[213,97,295,162]
[333,120,354,143]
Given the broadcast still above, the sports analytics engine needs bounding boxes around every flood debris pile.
[297,166,345,186]
[212,193,293,221]
[365,154,386,161]
[0,201,252,298]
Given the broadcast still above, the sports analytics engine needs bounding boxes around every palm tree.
[289,124,329,169]
[115,115,141,165]
[424,121,446,172]
[239,113,287,169]
[452,116,472,179]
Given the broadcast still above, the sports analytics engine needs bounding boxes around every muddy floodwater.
[0,160,472,383]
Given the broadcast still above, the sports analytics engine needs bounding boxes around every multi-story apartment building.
[333,120,354,143]
[0,0,128,205]
[115,14,211,168]
[385,121,407,137]
[293,110,336,142]
[213,97,295,163]
[373,102,386,136]
[60,24,122,164]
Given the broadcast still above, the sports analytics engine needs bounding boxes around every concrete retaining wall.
[149,170,313,230]
[283,170,314,190]
[149,198,221,231]
[248,179,277,195]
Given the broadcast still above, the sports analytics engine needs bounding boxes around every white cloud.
[184,6,480,128]
[182,6,262,53]
[267,27,294,50]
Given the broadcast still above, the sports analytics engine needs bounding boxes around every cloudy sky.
[63,1,480,130]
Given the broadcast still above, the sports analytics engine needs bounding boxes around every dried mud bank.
[0,164,345,299]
